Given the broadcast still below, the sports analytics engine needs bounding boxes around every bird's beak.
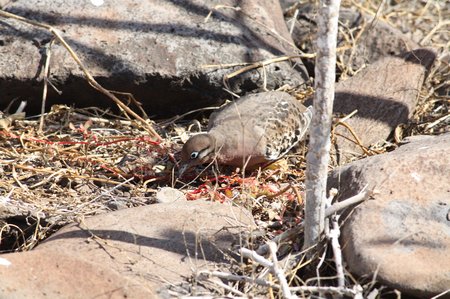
[178,163,190,177]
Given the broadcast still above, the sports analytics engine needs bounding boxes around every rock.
[330,48,436,165]
[33,199,255,296]
[0,248,155,298]
[328,133,450,298]
[290,4,437,165]
[155,187,185,203]
[0,0,308,117]
[290,4,418,73]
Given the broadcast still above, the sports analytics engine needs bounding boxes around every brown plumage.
[180,91,313,174]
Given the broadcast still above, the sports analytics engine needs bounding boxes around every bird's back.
[208,91,312,165]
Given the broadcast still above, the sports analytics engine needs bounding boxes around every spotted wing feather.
[264,100,313,160]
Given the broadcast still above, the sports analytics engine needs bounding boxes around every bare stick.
[256,225,303,256]
[329,215,345,287]
[430,288,450,299]
[268,242,292,298]
[289,9,299,35]
[290,285,363,297]
[304,0,341,250]
[325,186,368,217]
[204,278,245,296]
[198,270,278,289]
[241,247,273,267]
[39,38,54,133]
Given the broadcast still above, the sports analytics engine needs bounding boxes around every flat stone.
[290,4,418,73]
[331,48,436,165]
[291,3,437,165]
[0,0,308,117]
[36,199,256,295]
[0,248,155,299]
[328,133,450,298]
[155,187,185,203]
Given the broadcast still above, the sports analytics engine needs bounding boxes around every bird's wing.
[207,91,312,161]
[208,92,282,130]
[263,101,313,160]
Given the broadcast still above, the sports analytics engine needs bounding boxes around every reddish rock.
[330,48,436,165]
[290,4,418,73]
[0,248,155,298]
[328,133,450,298]
[0,0,307,117]
[0,199,255,297]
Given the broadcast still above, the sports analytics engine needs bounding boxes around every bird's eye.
[190,151,199,159]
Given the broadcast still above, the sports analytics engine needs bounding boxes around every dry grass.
[0,105,174,251]
[0,0,448,297]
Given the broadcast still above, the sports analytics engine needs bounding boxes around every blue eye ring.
[190,151,199,159]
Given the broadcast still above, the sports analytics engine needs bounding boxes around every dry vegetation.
[0,0,448,297]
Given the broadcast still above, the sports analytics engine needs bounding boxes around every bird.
[179,91,313,174]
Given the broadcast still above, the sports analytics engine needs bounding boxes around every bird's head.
[179,133,216,175]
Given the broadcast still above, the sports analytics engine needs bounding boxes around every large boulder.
[0,0,308,117]
[0,198,255,298]
[328,133,450,298]
[0,248,155,299]
[330,49,435,165]
[289,3,419,73]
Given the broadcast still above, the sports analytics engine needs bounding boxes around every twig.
[315,245,327,287]
[222,55,314,90]
[0,223,26,248]
[0,101,26,129]
[266,184,292,199]
[268,242,292,298]
[159,106,220,128]
[338,109,358,123]
[241,247,273,267]
[29,169,65,189]
[289,9,299,35]
[15,101,27,114]
[333,121,373,156]
[198,270,278,289]
[430,288,450,299]
[325,186,369,217]
[11,165,27,189]
[256,226,303,256]
[425,114,450,130]
[204,278,244,296]
[329,214,345,287]
[420,20,450,46]
[290,285,363,297]
[39,38,55,133]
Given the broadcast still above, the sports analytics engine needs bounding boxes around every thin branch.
[268,242,292,298]
[325,186,369,217]
[290,285,363,297]
[304,0,341,250]
[39,38,55,133]
[329,215,345,287]
[240,247,273,268]
[198,270,279,289]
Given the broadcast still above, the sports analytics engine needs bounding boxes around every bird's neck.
[210,132,222,151]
